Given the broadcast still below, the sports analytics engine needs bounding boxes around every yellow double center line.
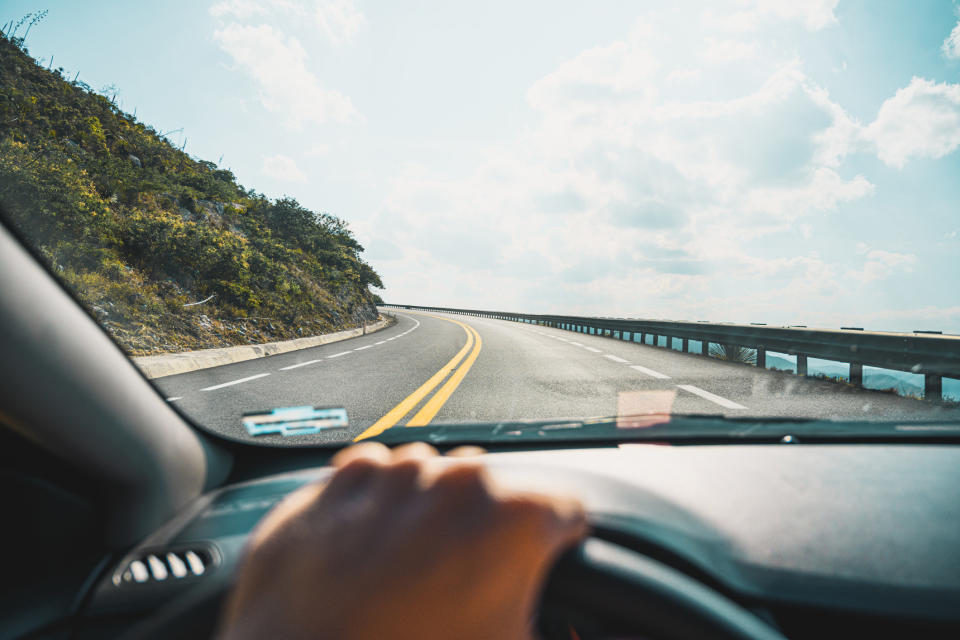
[354,315,482,441]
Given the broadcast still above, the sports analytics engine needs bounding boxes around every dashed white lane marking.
[354,345,373,351]
[604,354,629,363]
[584,347,603,353]
[201,373,270,391]
[328,351,351,358]
[677,384,746,409]
[166,397,182,402]
[629,364,671,379]
[569,342,584,347]
[279,359,322,371]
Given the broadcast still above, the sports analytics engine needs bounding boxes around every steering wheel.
[121,537,786,640]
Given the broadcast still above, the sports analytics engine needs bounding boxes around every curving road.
[154,310,960,445]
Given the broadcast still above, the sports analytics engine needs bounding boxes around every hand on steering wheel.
[217,442,587,640]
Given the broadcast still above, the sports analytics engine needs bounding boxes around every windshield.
[2,2,959,447]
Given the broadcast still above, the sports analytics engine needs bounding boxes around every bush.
[0,33,383,355]
[709,344,757,364]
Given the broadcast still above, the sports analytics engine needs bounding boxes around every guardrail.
[383,304,960,402]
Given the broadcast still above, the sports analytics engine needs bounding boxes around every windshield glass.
[2,2,959,447]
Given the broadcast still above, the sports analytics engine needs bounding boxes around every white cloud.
[943,20,960,59]
[304,143,330,157]
[213,23,361,128]
[847,249,917,283]
[806,83,864,166]
[262,153,308,181]
[345,8,955,329]
[706,0,839,32]
[740,168,874,220]
[210,0,366,44]
[702,38,759,64]
[210,0,269,19]
[361,44,882,317]
[314,0,366,45]
[863,77,960,168]
[526,38,660,111]
[665,68,701,83]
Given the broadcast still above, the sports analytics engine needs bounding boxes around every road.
[155,310,960,445]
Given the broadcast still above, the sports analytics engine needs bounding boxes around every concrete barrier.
[133,316,392,379]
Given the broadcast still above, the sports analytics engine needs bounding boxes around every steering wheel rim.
[542,538,785,640]
[121,537,786,640]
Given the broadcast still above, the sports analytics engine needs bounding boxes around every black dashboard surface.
[87,443,960,625]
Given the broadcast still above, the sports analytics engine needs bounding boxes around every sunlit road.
[154,311,960,445]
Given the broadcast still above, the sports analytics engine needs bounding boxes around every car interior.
[3,215,960,640]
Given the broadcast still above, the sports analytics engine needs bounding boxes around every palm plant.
[709,343,757,365]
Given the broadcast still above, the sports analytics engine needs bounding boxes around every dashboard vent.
[113,546,217,586]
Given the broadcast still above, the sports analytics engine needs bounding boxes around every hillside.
[0,30,383,355]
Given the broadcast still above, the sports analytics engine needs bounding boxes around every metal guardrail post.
[849,362,863,386]
[756,347,766,369]
[682,338,689,353]
[797,354,808,376]
[926,374,943,401]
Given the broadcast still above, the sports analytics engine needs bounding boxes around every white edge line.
[354,345,373,351]
[375,341,386,345]
[166,396,182,401]
[328,351,351,358]
[677,384,746,409]
[628,365,671,380]
[201,372,270,391]
[279,359,322,371]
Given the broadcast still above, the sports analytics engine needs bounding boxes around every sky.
[7,0,960,332]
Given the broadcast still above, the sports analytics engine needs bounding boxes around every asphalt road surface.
[154,310,960,446]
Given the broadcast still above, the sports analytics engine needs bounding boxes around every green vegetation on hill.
[0,29,383,355]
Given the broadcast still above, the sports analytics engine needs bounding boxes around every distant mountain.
[862,374,923,397]
[765,355,924,397]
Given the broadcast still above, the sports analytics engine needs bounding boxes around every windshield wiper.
[371,414,960,447]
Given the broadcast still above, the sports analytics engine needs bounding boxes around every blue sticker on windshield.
[242,406,349,437]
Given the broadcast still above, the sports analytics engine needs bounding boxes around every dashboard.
[83,443,960,638]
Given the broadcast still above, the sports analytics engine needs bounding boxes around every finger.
[364,443,436,497]
[426,461,493,509]
[446,445,486,458]
[323,443,393,502]
[543,496,589,548]
[331,441,391,468]
[390,441,439,462]
[505,493,588,551]
[249,482,326,547]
